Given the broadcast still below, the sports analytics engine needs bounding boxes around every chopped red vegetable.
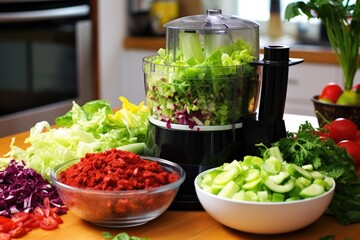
[58,149,180,219]
[0,197,64,239]
[0,160,67,218]
[59,149,179,190]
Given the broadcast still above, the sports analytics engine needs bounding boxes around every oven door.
[0,1,93,137]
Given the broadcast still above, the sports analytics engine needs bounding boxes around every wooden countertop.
[123,36,340,65]
[1,122,360,240]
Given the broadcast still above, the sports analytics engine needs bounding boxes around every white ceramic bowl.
[194,168,335,234]
[51,156,185,228]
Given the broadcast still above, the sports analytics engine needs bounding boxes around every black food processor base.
[144,120,248,210]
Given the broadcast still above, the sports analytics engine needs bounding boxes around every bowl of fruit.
[194,152,335,234]
[312,83,360,129]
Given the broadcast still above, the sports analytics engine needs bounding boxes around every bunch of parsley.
[258,121,360,225]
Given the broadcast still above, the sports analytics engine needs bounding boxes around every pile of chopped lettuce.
[1,96,150,180]
[144,32,260,128]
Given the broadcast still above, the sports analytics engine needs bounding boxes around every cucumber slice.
[201,169,222,188]
[224,160,242,171]
[302,164,314,171]
[286,196,301,202]
[267,171,290,184]
[272,193,285,202]
[268,146,284,162]
[243,156,263,169]
[264,178,295,193]
[262,156,282,175]
[288,164,313,180]
[244,169,260,182]
[213,166,240,186]
[299,183,325,198]
[311,171,324,179]
[232,190,246,200]
[233,175,245,187]
[218,181,240,198]
[295,176,312,189]
[257,191,269,202]
[242,178,261,190]
[244,191,258,202]
[323,177,334,191]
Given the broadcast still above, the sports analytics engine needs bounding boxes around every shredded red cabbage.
[0,160,67,217]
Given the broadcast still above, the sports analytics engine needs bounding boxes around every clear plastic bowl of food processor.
[143,9,261,128]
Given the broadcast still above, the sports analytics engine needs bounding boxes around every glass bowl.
[50,156,186,228]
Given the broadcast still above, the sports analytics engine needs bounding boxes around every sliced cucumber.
[323,176,334,191]
[244,191,258,202]
[264,178,295,193]
[257,191,269,202]
[232,190,246,200]
[201,169,222,188]
[268,146,284,162]
[213,166,239,186]
[199,152,334,203]
[288,164,313,180]
[244,169,260,182]
[299,183,325,198]
[242,178,261,190]
[267,171,290,184]
[218,181,240,198]
[262,156,282,175]
[295,176,312,189]
[311,171,324,179]
[302,164,314,171]
[272,192,285,202]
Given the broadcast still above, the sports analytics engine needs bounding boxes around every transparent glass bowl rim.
[50,156,186,197]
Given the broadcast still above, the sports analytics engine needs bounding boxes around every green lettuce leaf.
[1,97,150,180]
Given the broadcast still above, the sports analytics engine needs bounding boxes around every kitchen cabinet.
[285,63,341,116]
[286,63,360,116]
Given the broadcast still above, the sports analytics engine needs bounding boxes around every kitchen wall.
[97,0,148,108]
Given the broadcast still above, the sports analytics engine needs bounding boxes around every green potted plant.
[285,0,360,127]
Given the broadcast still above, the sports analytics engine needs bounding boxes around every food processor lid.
[164,9,259,30]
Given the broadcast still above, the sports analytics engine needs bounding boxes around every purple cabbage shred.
[0,160,67,218]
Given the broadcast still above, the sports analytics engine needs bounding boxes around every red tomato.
[8,226,26,238]
[337,140,360,166]
[39,217,59,231]
[0,221,15,233]
[33,206,45,219]
[329,118,357,142]
[51,213,63,224]
[355,134,360,147]
[0,233,10,240]
[0,217,11,225]
[353,83,360,93]
[23,216,40,229]
[11,212,29,224]
[319,82,343,103]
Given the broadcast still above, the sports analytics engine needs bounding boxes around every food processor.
[142,9,303,209]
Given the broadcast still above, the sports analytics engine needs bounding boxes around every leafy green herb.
[102,232,149,240]
[285,0,360,91]
[257,121,360,225]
